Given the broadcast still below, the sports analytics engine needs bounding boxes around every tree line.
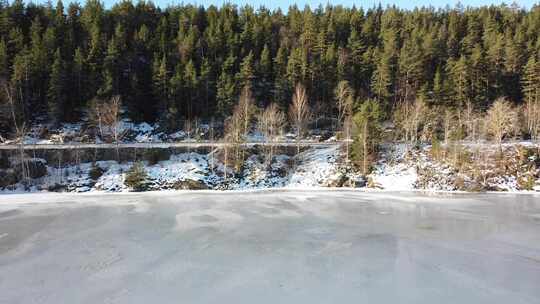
[0,1,539,146]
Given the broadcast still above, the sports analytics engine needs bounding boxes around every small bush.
[124,162,149,191]
[518,174,536,191]
[453,176,466,190]
[89,163,104,180]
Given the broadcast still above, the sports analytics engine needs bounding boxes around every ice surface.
[0,191,539,304]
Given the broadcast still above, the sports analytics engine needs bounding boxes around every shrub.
[518,174,536,191]
[124,162,149,191]
[89,163,104,180]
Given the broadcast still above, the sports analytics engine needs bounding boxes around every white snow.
[370,164,417,190]
[288,146,343,187]
[1,139,539,193]
[368,144,418,190]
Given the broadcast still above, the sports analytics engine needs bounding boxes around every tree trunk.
[363,120,368,175]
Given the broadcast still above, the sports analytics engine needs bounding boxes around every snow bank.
[368,144,417,190]
[288,146,344,187]
[1,141,539,193]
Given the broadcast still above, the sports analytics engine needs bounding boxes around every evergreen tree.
[7,27,24,57]
[152,54,169,113]
[72,47,86,108]
[352,98,382,174]
[183,60,198,118]
[0,1,537,128]
[273,45,290,106]
[169,64,183,126]
[216,53,236,117]
[198,58,215,115]
[469,44,489,108]
[124,161,149,191]
[448,55,470,110]
[257,44,272,104]
[238,51,255,90]
[99,38,120,98]
[0,39,7,78]
[47,49,67,123]
[431,67,447,106]
[371,50,393,106]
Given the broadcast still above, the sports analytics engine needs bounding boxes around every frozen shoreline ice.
[0,191,539,303]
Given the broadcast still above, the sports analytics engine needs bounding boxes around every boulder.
[173,179,209,190]
[0,169,19,188]
[323,174,347,187]
[343,176,367,188]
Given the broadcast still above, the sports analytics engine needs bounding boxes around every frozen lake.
[0,191,539,304]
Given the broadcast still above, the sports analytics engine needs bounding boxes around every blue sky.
[95,0,537,10]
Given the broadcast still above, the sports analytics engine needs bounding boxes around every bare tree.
[88,98,104,139]
[209,117,215,173]
[89,95,123,159]
[443,109,453,145]
[223,102,245,176]
[102,95,123,145]
[89,95,123,144]
[343,114,353,162]
[394,97,426,144]
[288,83,310,154]
[486,97,518,151]
[524,99,540,141]
[237,86,256,140]
[335,81,353,124]
[1,79,29,183]
[334,81,354,161]
[463,100,474,139]
[184,118,193,140]
[258,103,286,164]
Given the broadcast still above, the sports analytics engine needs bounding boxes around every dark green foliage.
[0,2,538,127]
[48,49,68,123]
[351,99,382,174]
[124,161,149,191]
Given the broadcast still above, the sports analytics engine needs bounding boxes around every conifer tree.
[0,39,7,78]
[152,54,169,113]
[352,98,382,174]
[47,49,67,124]
[216,53,236,117]
[183,60,198,118]
[238,51,255,91]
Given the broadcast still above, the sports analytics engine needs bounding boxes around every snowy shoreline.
[1,142,539,194]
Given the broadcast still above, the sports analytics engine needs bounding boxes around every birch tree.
[334,80,354,161]
[288,83,310,154]
[394,97,426,144]
[258,103,286,164]
[1,79,29,182]
[237,86,256,140]
[224,102,244,174]
[486,98,518,151]
[89,95,123,159]
[522,57,540,140]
